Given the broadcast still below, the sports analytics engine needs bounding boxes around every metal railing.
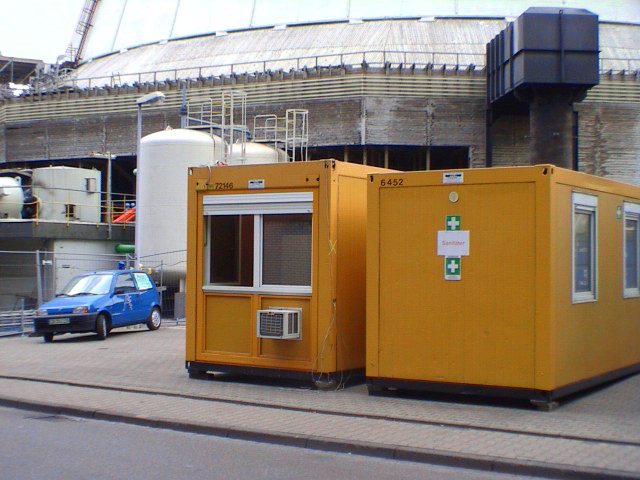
[0,184,136,227]
[41,50,489,90]
[32,49,639,93]
[137,250,186,322]
[0,307,35,337]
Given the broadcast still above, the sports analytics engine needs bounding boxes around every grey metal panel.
[111,0,179,53]
[0,221,132,242]
[171,0,257,37]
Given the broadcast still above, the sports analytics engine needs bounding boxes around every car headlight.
[36,309,48,316]
[72,306,89,314]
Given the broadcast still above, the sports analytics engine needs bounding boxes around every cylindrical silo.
[136,128,223,280]
[0,177,24,219]
[32,167,101,222]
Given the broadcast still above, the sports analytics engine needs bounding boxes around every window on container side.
[262,214,312,287]
[208,215,254,286]
[623,202,640,298]
[572,192,597,303]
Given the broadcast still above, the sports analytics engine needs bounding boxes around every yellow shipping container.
[186,160,389,384]
[366,165,640,408]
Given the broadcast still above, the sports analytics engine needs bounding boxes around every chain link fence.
[137,250,186,323]
[0,249,184,337]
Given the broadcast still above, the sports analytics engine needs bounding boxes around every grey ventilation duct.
[486,7,599,169]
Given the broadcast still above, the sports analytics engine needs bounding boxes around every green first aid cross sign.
[445,215,461,231]
[444,256,461,280]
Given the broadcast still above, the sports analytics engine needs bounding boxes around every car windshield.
[60,274,112,296]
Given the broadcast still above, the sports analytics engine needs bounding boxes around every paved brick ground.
[1,326,639,479]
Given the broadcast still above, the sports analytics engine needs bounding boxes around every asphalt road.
[0,405,542,480]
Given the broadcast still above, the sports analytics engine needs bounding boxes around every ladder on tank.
[184,91,249,164]
[253,109,309,162]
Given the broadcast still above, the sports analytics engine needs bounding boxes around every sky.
[0,0,85,63]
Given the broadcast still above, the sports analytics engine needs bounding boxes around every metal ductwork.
[486,7,599,169]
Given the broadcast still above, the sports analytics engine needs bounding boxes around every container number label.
[380,178,404,187]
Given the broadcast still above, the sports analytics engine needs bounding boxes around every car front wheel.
[146,307,161,331]
[43,333,54,343]
[96,314,109,340]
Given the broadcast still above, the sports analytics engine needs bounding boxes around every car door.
[132,272,158,320]
[111,272,139,325]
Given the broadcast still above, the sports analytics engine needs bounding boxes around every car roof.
[76,270,148,276]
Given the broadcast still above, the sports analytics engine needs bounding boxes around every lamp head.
[136,91,166,105]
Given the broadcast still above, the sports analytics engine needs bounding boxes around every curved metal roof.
[79,0,640,61]
[69,18,639,88]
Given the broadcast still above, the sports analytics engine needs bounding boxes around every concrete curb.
[1,395,638,480]
[5,374,637,449]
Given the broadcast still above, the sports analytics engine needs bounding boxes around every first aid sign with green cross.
[445,215,461,231]
[444,256,461,280]
[438,214,467,280]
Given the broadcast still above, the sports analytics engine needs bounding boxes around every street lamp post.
[135,91,166,268]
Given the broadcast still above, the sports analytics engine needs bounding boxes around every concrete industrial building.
[1,0,638,181]
[0,0,638,313]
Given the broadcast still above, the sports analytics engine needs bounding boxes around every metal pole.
[107,152,112,239]
[20,298,25,335]
[35,250,43,306]
[160,260,164,308]
[135,105,142,268]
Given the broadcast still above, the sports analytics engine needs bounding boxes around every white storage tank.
[136,128,222,278]
[0,177,24,219]
[226,142,289,165]
[32,167,101,222]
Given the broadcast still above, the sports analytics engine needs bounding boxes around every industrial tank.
[226,142,289,165]
[32,167,101,222]
[0,177,24,219]
[136,128,222,278]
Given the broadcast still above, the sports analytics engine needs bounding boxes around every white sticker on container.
[437,230,470,256]
[248,179,265,189]
[442,172,463,184]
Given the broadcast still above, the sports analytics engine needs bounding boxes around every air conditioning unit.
[256,308,301,340]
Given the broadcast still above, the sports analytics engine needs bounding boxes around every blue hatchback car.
[33,270,162,342]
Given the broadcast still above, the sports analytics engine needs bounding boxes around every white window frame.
[571,192,598,303]
[623,202,640,298]
[203,192,313,295]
